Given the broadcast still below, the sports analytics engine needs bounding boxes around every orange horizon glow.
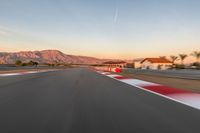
[1,0,200,64]
[0,46,198,64]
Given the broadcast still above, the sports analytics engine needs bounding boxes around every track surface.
[0,68,199,133]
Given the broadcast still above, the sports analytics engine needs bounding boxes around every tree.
[191,51,200,63]
[15,60,22,66]
[179,54,188,65]
[33,62,38,67]
[28,60,34,66]
[170,56,178,65]
[27,61,38,67]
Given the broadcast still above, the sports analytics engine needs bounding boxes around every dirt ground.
[120,72,200,93]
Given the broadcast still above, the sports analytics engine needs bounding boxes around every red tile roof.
[141,58,172,64]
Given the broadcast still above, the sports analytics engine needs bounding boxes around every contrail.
[114,7,118,24]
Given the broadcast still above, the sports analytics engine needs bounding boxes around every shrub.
[27,61,39,66]
[192,62,200,67]
[157,65,161,70]
[175,64,185,69]
[28,61,34,66]
[15,60,22,66]
[21,63,28,66]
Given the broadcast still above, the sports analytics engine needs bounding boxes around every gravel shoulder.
[123,69,200,80]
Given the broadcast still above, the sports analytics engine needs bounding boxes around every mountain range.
[0,50,106,64]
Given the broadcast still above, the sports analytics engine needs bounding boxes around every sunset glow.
[0,0,200,60]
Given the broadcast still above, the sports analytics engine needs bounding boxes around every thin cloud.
[0,26,14,36]
[0,30,9,36]
[114,7,119,24]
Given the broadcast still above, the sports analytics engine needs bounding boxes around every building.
[133,58,144,69]
[103,61,127,68]
[141,58,172,70]
[94,61,127,72]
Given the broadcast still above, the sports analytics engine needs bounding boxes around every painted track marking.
[97,71,200,110]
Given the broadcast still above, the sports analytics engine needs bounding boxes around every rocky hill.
[0,50,103,64]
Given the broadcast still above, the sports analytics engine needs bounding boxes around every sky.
[0,0,200,60]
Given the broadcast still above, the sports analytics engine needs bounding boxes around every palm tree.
[179,54,188,65]
[191,51,200,63]
[170,56,178,65]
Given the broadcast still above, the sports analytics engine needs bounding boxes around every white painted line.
[101,72,111,75]
[0,70,58,77]
[120,79,160,86]
[128,83,200,110]
[0,73,22,76]
[107,74,122,78]
[169,93,200,109]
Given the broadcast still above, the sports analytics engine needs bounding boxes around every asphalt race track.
[0,68,200,133]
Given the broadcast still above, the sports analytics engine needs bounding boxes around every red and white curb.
[0,70,57,77]
[96,71,200,110]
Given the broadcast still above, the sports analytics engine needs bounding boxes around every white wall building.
[141,58,172,70]
[133,58,144,69]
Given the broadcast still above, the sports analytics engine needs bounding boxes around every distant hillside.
[0,50,104,64]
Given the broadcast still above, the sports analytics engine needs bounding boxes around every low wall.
[93,66,122,73]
